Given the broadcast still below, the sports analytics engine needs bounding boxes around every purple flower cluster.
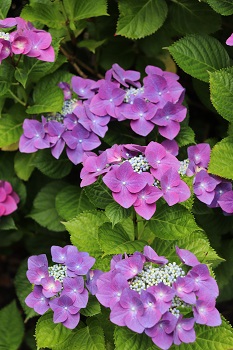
[0,17,54,63]
[80,141,190,219]
[19,64,187,164]
[186,143,233,214]
[0,180,19,217]
[25,245,95,329]
[94,246,221,350]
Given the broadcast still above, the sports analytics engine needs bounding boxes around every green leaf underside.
[117,0,168,39]
[52,319,106,350]
[0,0,11,19]
[56,185,95,221]
[36,312,72,349]
[208,137,233,180]
[99,222,147,254]
[14,261,37,320]
[0,301,24,350]
[209,68,233,122]
[63,211,109,256]
[0,114,24,147]
[14,152,36,181]
[168,35,230,82]
[148,204,199,240]
[207,0,233,15]
[169,0,221,35]
[28,182,65,232]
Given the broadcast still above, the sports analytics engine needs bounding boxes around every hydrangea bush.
[0,1,233,350]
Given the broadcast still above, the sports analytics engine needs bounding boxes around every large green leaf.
[80,295,101,317]
[63,211,109,256]
[169,35,231,82]
[36,312,72,350]
[209,68,233,122]
[0,0,11,18]
[0,301,24,350]
[105,202,132,226]
[207,0,233,15]
[14,260,37,321]
[0,61,14,96]
[148,204,199,240]
[33,150,72,179]
[63,0,108,22]
[114,326,153,350]
[26,85,64,114]
[55,185,95,221]
[53,319,106,350]
[0,114,25,147]
[176,125,195,147]
[168,0,221,35]
[28,182,65,232]
[84,178,114,209]
[98,222,147,255]
[14,152,36,181]
[21,2,66,28]
[208,137,233,180]
[117,0,168,39]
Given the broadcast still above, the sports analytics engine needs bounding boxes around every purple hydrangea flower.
[133,184,163,220]
[193,170,221,205]
[80,152,109,187]
[193,299,221,326]
[187,143,211,176]
[208,181,232,209]
[176,246,200,267]
[226,33,233,46]
[111,63,141,87]
[173,316,196,345]
[71,76,95,99]
[218,190,233,214]
[25,245,95,329]
[19,119,50,153]
[0,180,19,216]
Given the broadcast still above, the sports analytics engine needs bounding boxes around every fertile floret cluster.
[0,180,19,217]
[94,246,221,350]
[25,245,95,329]
[19,63,187,165]
[80,141,191,219]
[186,143,233,214]
[0,17,54,63]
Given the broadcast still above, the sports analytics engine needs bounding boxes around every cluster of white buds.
[124,87,144,103]
[0,32,10,40]
[48,264,67,283]
[61,98,78,116]
[178,159,189,176]
[128,155,150,173]
[129,262,185,293]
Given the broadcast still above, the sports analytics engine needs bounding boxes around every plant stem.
[9,90,26,106]
[133,210,138,240]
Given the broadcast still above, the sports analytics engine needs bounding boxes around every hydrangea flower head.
[95,245,221,349]
[0,181,19,217]
[25,245,95,329]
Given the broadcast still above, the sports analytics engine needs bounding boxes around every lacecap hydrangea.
[94,246,221,350]
[25,245,95,329]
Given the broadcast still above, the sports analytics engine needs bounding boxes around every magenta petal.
[113,189,137,208]
[176,246,200,267]
[62,312,80,329]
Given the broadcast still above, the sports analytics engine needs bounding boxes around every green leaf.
[28,182,65,232]
[80,295,101,317]
[14,152,36,181]
[33,150,72,179]
[169,35,231,82]
[99,222,147,254]
[114,326,153,350]
[0,301,24,350]
[207,0,233,15]
[0,61,14,96]
[168,0,221,35]
[63,211,109,256]
[0,216,16,231]
[21,2,66,28]
[63,0,108,22]
[176,125,195,147]
[105,202,131,226]
[36,312,72,350]
[78,39,106,53]
[208,137,233,180]
[14,260,37,321]
[0,0,11,18]
[0,113,25,147]
[26,85,64,114]
[148,204,199,240]
[53,319,106,350]
[56,185,94,221]
[173,318,233,350]
[84,178,114,209]
[209,68,233,122]
[117,0,168,39]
